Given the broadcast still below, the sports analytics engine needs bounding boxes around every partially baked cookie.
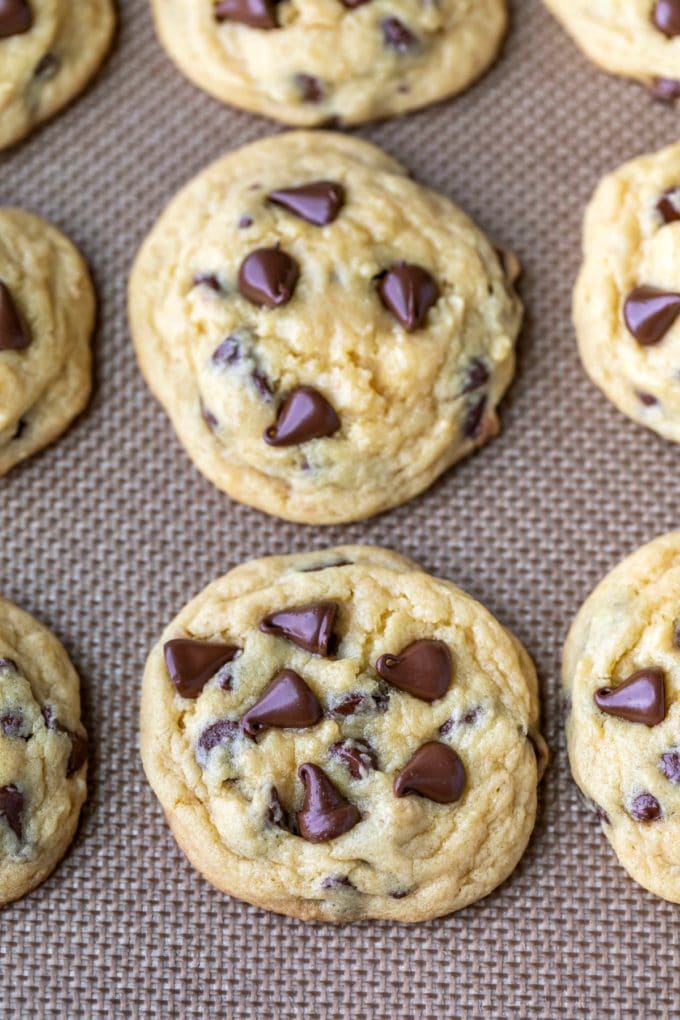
[0,208,95,476]
[0,0,115,150]
[544,0,680,100]
[563,531,680,903]
[574,142,680,443]
[140,546,547,923]
[129,131,522,524]
[0,598,87,906]
[150,0,507,125]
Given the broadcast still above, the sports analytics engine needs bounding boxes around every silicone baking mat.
[2,1,680,1016]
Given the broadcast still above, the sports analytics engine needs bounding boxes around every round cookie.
[150,0,507,126]
[573,142,680,443]
[0,0,116,151]
[563,532,680,903]
[0,208,95,476]
[0,598,87,906]
[544,0,680,99]
[129,131,522,524]
[140,545,547,923]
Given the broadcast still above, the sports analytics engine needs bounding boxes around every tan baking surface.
[2,1,679,1016]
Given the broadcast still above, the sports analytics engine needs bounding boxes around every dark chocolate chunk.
[376,262,438,331]
[393,742,466,804]
[0,282,29,350]
[0,785,24,838]
[238,247,299,308]
[268,181,345,226]
[660,750,680,784]
[295,73,323,102]
[381,16,417,51]
[624,285,680,345]
[260,601,337,655]
[462,358,489,394]
[629,792,662,822]
[594,668,666,727]
[297,763,360,842]
[657,186,680,224]
[264,386,340,445]
[196,719,239,767]
[214,0,279,28]
[164,639,240,699]
[376,639,451,702]
[653,0,680,36]
[330,739,377,779]
[0,0,32,38]
[241,669,322,738]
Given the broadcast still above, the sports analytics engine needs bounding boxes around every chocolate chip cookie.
[150,0,507,125]
[544,1,680,99]
[129,131,522,524]
[574,142,680,443]
[0,0,115,150]
[0,597,87,906]
[563,531,680,903]
[140,546,547,923]
[0,208,96,476]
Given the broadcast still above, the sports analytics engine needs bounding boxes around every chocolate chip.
[193,272,222,292]
[238,216,254,229]
[34,53,59,79]
[0,712,28,738]
[260,601,338,655]
[214,0,280,28]
[462,358,490,394]
[594,668,666,727]
[376,262,439,331]
[212,335,242,366]
[653,0,680,36]
[648,77,680,101]
[381,16,417,51]
[0,785,24,838]
[330,739,377,779]
[297,763,360,842]
[330,690,389,717]
[295,73,323,102]
[660,750,680,784]
[637,391,659,407]
[264,386,340,446]
[463,396,487,439]
[321,874,355,889]
[201,402,219,431]
[238,247,299,308]
[657,187,680,224]
[163,639,240,699]
[624,286,680,345]
[196,719,239,767]
[0,282,29,350]
[66,733,88,777]
[394,742,466,804]
[629,792,662,822]
[0,0,32,38]
[267,786,291,830]
[241,669,322,738]
[252,370,273,400]
[439,706,481,735]
[268,181,345,226]
[376,639,451,702]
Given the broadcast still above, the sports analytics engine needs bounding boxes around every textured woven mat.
[3,0,680,1016]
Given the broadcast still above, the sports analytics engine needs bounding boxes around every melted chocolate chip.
[66,733,88,777]
[394,742,466,804]
[241,669,322,738]
[376,262,439,331]
[0,0,32,38]
[0,712,28,739]
[463,396,487,439]
[376,639,451,702]
[660,750,680,784]
[193,272,223,292]
[462,358,490,394]
[653,0,680,36]
[657,187,680,224]
[295,73,324,102]
[164,639,240,699]
[0,785,24,838]
[594,668,666,727]
[330,690,389,717]
[212,335,242,366]
[321,874,354,889]
[260,601,338,655]
[214,0,280,28]
[381,16,417,51]
[648,77,680,102]
[264,386,340,445]
[624,285,680,345]
[297,763,360,842]
[268,181,345,226]
[238,247,299,308]
[196,719,239,767]
[629,792,662,822]
[0,282,29,350]
[330,739,377,779]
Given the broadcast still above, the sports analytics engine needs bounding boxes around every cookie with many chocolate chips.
[544,0,680,98]
[149,0,507,125]
[129,132,522,524]
[572,142,680,443]
[563,531,680,903]
[0,208,95,476]
[0,0,115,150]
[140,546,547,922]
[0,597,87,906]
